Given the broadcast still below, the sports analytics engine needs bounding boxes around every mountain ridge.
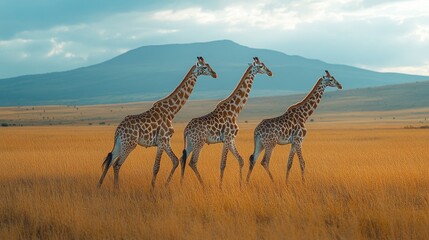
[1,40,428,106]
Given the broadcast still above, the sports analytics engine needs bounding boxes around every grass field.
[1,123,428,239]
[1,97,429,127]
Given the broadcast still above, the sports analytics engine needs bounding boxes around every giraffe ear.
[325,70,331,77]
[197,56,206,65]
[253,57,260,63]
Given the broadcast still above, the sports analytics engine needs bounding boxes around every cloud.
[0,38,33,46]
[369,62,429,76]
[1,0,429,78]
[0,0,158,38]
[156,29,180,34]
[152,8,217,23]
[413,25,429,42]
[46,38,66,57]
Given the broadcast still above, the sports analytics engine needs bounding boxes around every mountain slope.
[1,80,428,126]
[1,40,428,106]
[238,80,429,120]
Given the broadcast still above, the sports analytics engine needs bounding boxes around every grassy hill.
[1,80,428,126]
[243,80,429,116]
[1,40,428,106]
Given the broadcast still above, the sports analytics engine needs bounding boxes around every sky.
[1,0,429,79]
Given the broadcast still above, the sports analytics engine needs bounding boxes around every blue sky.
[1,0,428,78]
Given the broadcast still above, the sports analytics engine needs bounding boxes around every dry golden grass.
[1,101,428,127]
[0,123,428,239]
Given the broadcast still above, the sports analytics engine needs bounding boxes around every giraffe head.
[250,57,272,76]
[194,56,217,78]
[322,70,342,89]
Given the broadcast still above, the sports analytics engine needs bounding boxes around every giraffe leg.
[261,147,274,183]
[98,136,123,188]
[247,136,263,183]
[228,141,244,188]
[151,146,164,188]
[286,146,296,184]
[295,144,306,183]
[219,143,229,189]
[164,142,179,186]
[106,138,133,190]
[188,145,204,187]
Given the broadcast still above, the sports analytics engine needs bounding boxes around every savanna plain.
[1,120,428,240]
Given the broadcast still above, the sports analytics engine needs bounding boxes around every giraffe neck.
[215,66,255,118]
[287,78,326,121]
[151,65,197,120]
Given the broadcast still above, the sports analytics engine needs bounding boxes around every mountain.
[1,40,428,106]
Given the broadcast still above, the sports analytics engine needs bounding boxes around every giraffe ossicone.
[98,56,217,190]
[246,70,342,184]
[179,57,272,188]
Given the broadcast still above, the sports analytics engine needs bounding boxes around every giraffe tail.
[180,149,187,169]
[98,152,112,188]
[250,133,262,166]
[105,135,121,169]
[180,135,188,181]
[102,152,113,171]
[246,135,260,183]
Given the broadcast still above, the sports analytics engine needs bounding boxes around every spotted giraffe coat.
[98,57,217,189]
[180,57,272,187]
[247,71,342,183]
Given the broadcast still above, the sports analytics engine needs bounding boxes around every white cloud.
[372,62,429,76]
[20,52,29,59]
[1,0,429,78]
[150,4,304,30]
[47,38,66,57]
[64,52,77,58]
[156,29,179,34]
[0,38,33,46]
[117,48,129,54]
[148,0,429,33]
[152,8,217,23]
[221,5,300,30]
[414,25,429,42]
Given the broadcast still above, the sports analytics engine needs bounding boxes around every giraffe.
[98,57,217,189]
[180,57,272,188]
[246,70,342,184]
